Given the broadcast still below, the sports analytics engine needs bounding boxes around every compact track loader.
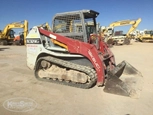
[26,10,143,98]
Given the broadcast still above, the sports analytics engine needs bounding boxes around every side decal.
[26,38,41,44]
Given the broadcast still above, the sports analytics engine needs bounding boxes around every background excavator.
[100,18,141,45]
[137,30,153,42]
[0,20,28,45]
[26,10,143,98]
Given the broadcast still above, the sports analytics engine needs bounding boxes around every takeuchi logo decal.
[88,50,100,71]
[3,97,37,112]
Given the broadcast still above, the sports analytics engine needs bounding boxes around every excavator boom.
[126,18,141,37]
[101,18,141,45]
[107,18,141,37]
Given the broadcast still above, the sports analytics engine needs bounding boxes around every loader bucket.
[103,61,143,98]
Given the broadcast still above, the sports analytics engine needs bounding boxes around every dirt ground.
[0,41,153,115]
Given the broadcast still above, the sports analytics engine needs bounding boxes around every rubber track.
[35,56,97,89]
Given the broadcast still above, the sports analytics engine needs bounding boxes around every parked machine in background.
[111,30,127,45]
[0,20,28,45]
[100,18,141,45]
[26,9,143,98]
[137,30,153,42]
[13,32,25,45]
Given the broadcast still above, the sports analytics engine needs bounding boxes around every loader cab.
[52,10,99,43]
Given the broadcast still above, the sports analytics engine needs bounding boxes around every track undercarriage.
[35,56,97,89]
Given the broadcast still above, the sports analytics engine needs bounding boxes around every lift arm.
[38,28,106,86]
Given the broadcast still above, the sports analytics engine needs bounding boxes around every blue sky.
[0,0,152,34]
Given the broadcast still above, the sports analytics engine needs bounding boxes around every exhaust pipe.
[104,61,143,98]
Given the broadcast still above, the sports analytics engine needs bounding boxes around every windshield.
[53,13,97,34]
[53,14,82,33]
[53,12,97,42]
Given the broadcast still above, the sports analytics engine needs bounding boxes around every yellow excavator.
[0,20,28,45]
[100,18,141,45]
[137,30,153,42]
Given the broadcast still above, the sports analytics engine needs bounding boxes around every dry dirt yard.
[0,41,153,115]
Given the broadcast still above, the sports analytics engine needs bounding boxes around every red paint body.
[39,28,115,86]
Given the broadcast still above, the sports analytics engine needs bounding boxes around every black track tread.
[34,56,97,89]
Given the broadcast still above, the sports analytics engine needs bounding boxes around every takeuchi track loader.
[26,10,143,98]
